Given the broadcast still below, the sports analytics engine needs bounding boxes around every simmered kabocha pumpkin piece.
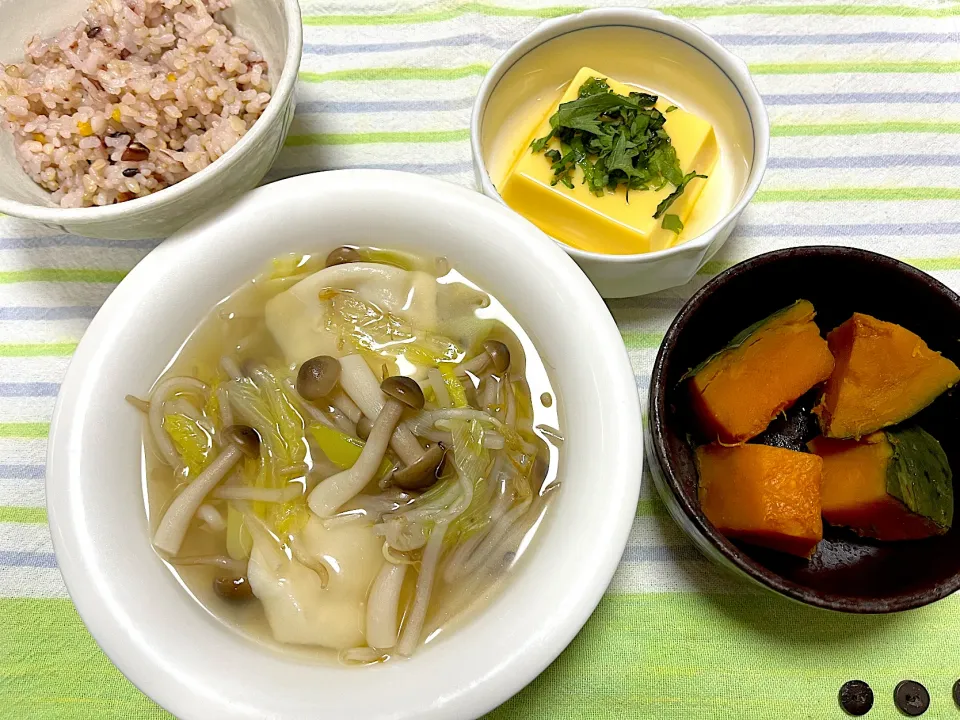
[809,427,953,541]
[687,300,835,444]
[696,443,824,558]
[814,313,960,439]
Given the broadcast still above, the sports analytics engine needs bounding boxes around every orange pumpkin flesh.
[688,300,835,444]
[814,313,960,439]
[696,443,824,557]
[809,432,951,541]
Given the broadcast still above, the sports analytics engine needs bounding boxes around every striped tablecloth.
[3,1,960,718]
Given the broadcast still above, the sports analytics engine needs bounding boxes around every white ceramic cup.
[46,170,643,719]
[0,0,301,240]
[471,8,770,298]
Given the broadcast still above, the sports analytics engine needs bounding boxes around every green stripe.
[0,506,47,524]
[285,129,470,147]
[0,599,171,719]
[490,593,960,719]
[0,343,76,357]
[699,256,960,277]
[755,188,960,203]
[0,423,49,438]
[298,64,489,83]
[301,3,960,25]
[636,498,668,517]
[0,269,126,284]
[907,257,960,272]
[773,122,960,136]
[6,594,960,719]
[698,260,732,276]
[621,331,664,350]
[751,61,960,75]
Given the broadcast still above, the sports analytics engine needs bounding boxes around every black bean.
[122,167,138,177]
[86,26,101,38]
[839,681,873,716]
[894,680,930,716]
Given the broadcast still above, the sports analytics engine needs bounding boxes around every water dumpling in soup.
[247,516,383,649]
[264,259,497,372]
[136,246,561,664]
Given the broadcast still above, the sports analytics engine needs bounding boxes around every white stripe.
[627,514,689,546]
[0,283,118,307]
[274,141,473,169]
[0,479,46,509]
[761,168,960,190]
[0,567,67,598]
[0,358,71,383]
[0,397,57,423]
[0,247,147,273]
[0,439,48,466]
[289,109,471,135]
[295,76,483,102]
[0,522,53,553]
[755,72,960,95]
[0,321,90,345]
[767,105,960,124]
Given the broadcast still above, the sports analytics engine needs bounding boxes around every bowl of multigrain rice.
[0,0,301,239]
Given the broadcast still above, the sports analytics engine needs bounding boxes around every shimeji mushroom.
[456,340,511,377]
[391,443,445,491]
[296,355,363,428]
[337,354,426,465]
[309,376,424,517]
[213,575,254,602]
[355,415,373,441]
[296,355,341,400]
[325,246,361,267]
[153,424,260,555]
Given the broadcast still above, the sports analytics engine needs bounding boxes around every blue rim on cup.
[470,8,770,299]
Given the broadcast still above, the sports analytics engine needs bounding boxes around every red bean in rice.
[0,0,271,208]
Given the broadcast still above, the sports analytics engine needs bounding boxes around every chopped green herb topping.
[530,77,707,232]
[661,214,684,234]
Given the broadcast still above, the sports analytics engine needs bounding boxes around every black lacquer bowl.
[647,246,960,613]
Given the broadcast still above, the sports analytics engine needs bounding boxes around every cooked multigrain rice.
[0,0,271,208]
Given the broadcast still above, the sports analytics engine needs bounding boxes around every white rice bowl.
[0,0,271,208]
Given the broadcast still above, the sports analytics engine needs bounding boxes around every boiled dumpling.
[265,263,439,366]
[246,516,384,649]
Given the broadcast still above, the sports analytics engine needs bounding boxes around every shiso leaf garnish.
[530,77,708,232]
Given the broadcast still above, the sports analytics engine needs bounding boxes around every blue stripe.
[0,465,46,480]
[736,222,960,238]
[0,383,60,397]
[620,544,705,563]
[769,155,960,169]
[0,550,57,569]
[0,236,160,250]
[299,32,957,56]
[296,97,474,114]
[764,91,960,105]
[716,32,959,46]
[0,306,98,321]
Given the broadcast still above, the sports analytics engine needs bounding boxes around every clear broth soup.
[138,247,562,664]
